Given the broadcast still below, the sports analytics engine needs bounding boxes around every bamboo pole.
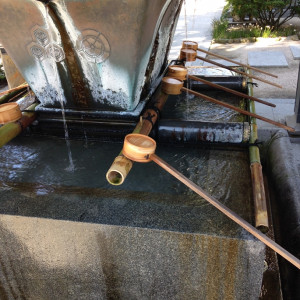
[247,74,269,231]
[0,87,28,105]
[187,74,276,107]
[0,103,37,148]
[149,153,300,269]
[106,91,169,185]
[0,83,29,97]
[8,90,28,103]
[180,87,294,132]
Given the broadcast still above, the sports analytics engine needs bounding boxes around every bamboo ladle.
[167,65,276,108]
[180,49,282,89]
[0,103,22,124]
[121,133,300,269]
[182,40,278,78]
[161,77,294,132]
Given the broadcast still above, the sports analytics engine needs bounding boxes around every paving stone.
[202,59,241,67]
[290,45,300,60]
[248,51,288,67]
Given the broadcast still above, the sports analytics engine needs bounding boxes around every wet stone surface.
[0,136,253,238]
[0,136,265,299]
[162,90,246,123]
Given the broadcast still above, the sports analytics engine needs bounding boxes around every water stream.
[44,4,75,172]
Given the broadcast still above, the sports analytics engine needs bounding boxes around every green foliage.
[212,19,296,39]
[227,0,300,30]
[0,64,6,82]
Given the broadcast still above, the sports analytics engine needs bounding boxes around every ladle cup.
[0,103,22,124]
[121,133,300,269]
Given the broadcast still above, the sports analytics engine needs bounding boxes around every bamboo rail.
[247,74,269,231]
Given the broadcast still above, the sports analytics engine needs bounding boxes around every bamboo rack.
[182,40,278,78]
[180,49,282,89]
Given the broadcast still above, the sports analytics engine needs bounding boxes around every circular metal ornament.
[77,29,110,63]
[46,43,65,62]
[27,42,46,60]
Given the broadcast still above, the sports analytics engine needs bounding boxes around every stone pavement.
[169,0,226,60]
[209,38,300,131]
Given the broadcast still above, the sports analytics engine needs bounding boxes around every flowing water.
[44,5,75,172]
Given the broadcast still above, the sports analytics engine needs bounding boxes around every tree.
[228,0,300,30]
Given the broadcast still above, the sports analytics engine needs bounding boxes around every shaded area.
[0,216,264,300]
[267,130,300,300]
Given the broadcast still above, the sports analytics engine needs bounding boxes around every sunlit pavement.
[169,0,226,60]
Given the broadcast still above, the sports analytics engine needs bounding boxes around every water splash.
[44,5,75,172]
[184,0,188,40]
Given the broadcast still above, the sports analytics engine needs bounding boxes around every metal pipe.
[248,76,269,231]
[188,76,247,92]
[187,75,276,108]
[0,103,37,148]
[157,120,250,144]
[106,90,169,185]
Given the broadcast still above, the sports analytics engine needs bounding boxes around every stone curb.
[212,35,299,44]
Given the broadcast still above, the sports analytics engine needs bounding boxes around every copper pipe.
[150,153,300,270]
[187,74,276,107]
[180,87,294,132]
